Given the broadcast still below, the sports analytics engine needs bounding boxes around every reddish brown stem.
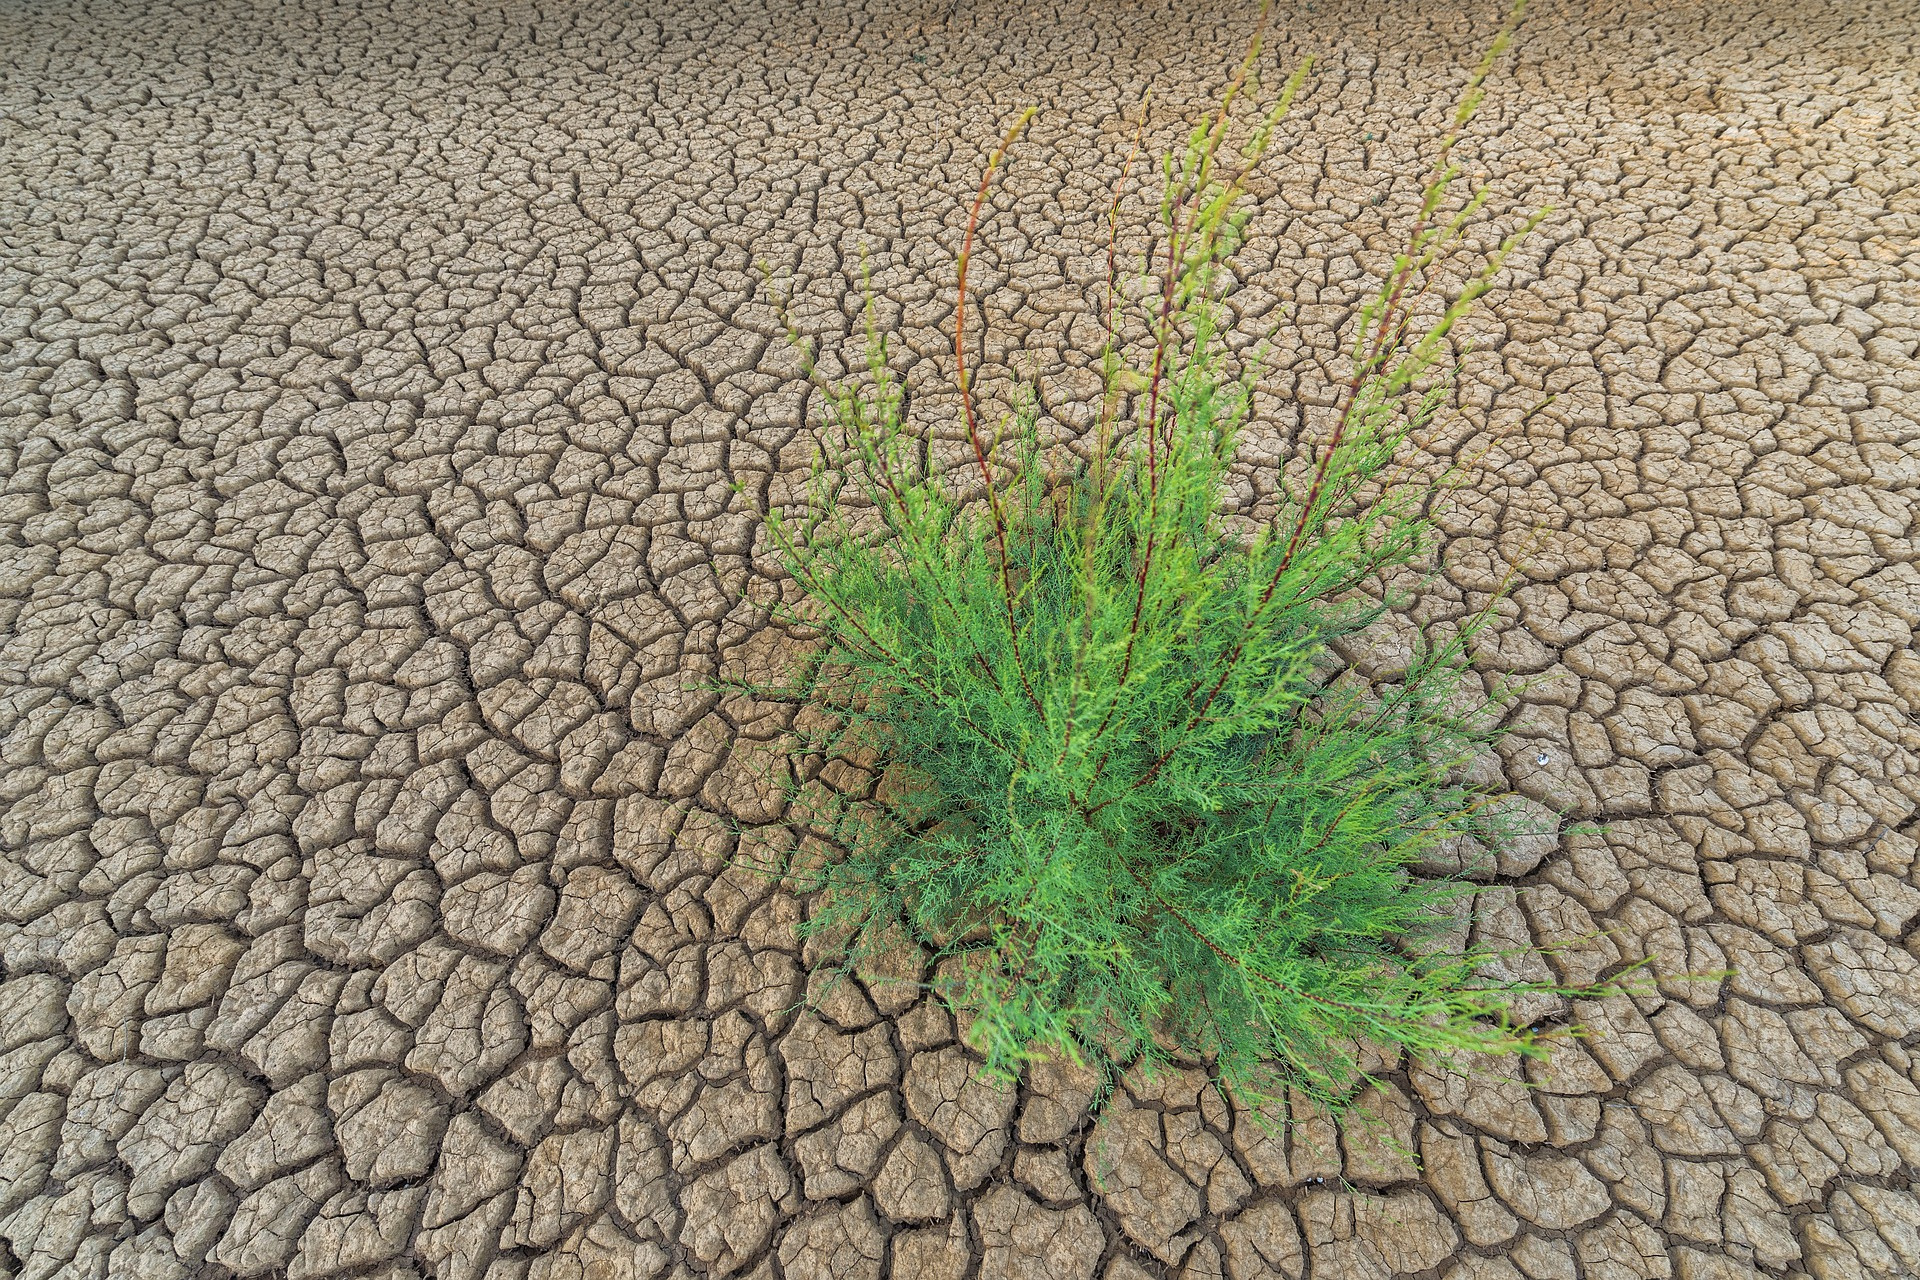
[1060,106,1152,770]
[956,106,1045,718]
[1111,1,1281,699]
[1134,200,1450,790]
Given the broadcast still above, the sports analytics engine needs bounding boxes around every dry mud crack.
[3,0,1919,1276]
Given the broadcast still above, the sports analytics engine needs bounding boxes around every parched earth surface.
[3,0,1919,1276]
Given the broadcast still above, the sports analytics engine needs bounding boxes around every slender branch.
[1279,0,1531,573]
[1061,104,1152,770]
[1108,28,1303,705]
[956,106,1045,719]
[1124,8,1536,791]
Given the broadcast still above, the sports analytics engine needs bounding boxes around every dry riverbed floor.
[3,0,1920,1276]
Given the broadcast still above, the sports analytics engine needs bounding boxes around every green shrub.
[742,0,1618,1116]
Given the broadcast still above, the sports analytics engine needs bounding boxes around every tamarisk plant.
[746,1,1615,1116]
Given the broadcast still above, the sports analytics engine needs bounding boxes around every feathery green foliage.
[746,0,1616,1116]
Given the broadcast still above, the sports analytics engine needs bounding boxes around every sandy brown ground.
[2,0,1919,1276]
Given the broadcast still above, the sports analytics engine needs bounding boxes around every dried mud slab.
[2,0,1918,1276]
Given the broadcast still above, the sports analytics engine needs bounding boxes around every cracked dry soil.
[2,0,1918,1276]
